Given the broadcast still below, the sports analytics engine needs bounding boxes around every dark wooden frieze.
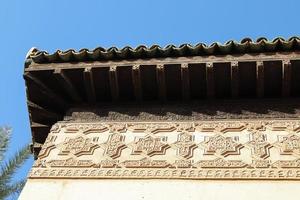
[109,66,119,102]
[24,38,300,157]
[131,65,142,101]
[83,67,96,104]
[53,69,82,102]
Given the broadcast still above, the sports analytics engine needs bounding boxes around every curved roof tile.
[27,36,300,64]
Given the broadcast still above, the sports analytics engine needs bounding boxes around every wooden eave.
[24,45,300,157]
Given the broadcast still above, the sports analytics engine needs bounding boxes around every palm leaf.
[0,144,30,190]
[0,179,26,199]
[0,127,11,161]
[0,126,31,199]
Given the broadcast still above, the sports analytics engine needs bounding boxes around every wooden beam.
[231,61,239,98]
[156,64,166,102]
[256,61,264,98]
[28,101,62,121]
[181,63,190,101]
[23,72,68,109]
[109,65,119,101]
[206,62,214,98]
[31,142,43,159]
[53,69,82,102]
[31,122,50,129]
[132,65,142,101]
[83,67,96,103]
[282,60,291,97]
[31,122,50,143]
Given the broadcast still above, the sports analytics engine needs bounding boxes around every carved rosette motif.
[58,136,99,156]
[201,135,243,157]
[275,134,300,156]
[131,135,169,157]
[30,120,300,180]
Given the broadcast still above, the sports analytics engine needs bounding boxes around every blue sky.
[0,0,300,186]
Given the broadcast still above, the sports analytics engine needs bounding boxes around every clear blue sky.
[0,0,300,185]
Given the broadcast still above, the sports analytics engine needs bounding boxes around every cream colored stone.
[19,179,300,200]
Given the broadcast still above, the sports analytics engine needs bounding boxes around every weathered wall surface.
[19,179,300,200]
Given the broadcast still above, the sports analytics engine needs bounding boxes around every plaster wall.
[19,179,300,200]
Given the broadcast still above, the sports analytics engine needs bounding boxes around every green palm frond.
[0,126,31,199]
[0,144,31,199]
[0,144,30,184]
[0,179,26,199]
[0,127,11,161]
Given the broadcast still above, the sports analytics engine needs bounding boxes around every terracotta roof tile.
[27,36,300,64]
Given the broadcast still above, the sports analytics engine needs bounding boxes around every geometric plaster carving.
[201,135,243,157]
[195,158,248,168]
[122,158,170,168]
[46,158,95,168]
[147,124,177,134]
[30,120,300,180]
[197,122,246,133]
[64,124,109,134]
[246,131,272,159]
[103,133,127,159]
[173,132,197,158]
[131,135,169,157]
[272,159,300,168]
[37,136,57,159]
[275,134,300,156]
[58,136,99,156]
[108,124,127,133]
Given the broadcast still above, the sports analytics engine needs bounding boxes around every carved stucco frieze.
[201,135,243,157]
[131,135,170,157]
[58,136,99,157]
[275,134,300,156]
[246,131,272,159]
[173,132,197,159]
[30,120,300,180]
[195,158,248,168]
[38,136,57,159]
[103,133,127,159]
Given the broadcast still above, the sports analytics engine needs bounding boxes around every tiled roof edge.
[26,36,300,64]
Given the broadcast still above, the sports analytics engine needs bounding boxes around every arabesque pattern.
[30,120,300,180]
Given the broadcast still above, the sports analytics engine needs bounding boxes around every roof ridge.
[26,36,300,64]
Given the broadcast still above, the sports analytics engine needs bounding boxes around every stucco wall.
[19,179,300,200]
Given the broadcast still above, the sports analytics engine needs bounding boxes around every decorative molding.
[29,168,300,180]
[103,133,126,159]
[275,134,300,156]
[31,120,300,180]
[195,158,248,168]
[173,132,197,158]
[131,136,169,157]
[201,135,243,157]
[122,158,170,168]
[246,131,272,159]
[58,136,99,157]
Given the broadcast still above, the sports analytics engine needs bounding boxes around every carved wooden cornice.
[24,41,300,158]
